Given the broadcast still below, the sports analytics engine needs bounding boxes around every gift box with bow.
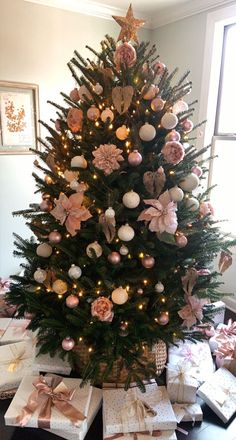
[172,403,203,424]
[215,339,236,376]
[103,429,177,439]
[103,383,177,437]
[4,374,93,435]
[0,318,11,339]
[197,367,236,423]
[32,351,72,375]
[166,363,198,403]
[203,301,225,327]
[209,319,236,353]
[0,341,35,392]
[0,318,36,345]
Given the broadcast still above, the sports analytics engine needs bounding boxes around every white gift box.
[0,318,36,345]
[0,341,35,391]
[0,318,11,338]
[197,368,236,423]
[4,375,92,435]
[103,384,177,436]
[103,429,177,439]
[32,351,72,375]
[203,301,225,326]
[172,403,203,423]
[166,363,198,404]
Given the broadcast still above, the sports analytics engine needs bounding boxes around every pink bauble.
[165,130,181,142]
[55,119,61,131]
[142,256,155,269]
[108,252,121,265]
[151,96,165,112]
[153,62,166,75]
[69,88,80,102]
[24,311,35,320]
[62,337,75,351]
[176,234,188,247]
[157,312,169,325]
[197,268,211,276]
[128,150,142,166]
[49,230,62,244]
[40,200,53,212]
[66,295,79,308]
[191,165,203,177]
[181,119,193,133]
[87,106,100,121]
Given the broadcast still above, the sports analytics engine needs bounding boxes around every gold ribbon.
[120,389,157,434]
[168,364,198,402]
[1,345,31,373]
[16,375,86,428]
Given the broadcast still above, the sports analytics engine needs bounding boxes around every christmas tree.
[7,5,235,389]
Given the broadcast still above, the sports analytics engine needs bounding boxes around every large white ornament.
[155,282,164,293]
[120,245,129,256]
[185,197,199,211]
[118,224,135,242]
[161,112,178,130]
[93,83,103,95]
[172,100,189,115]
[111,286,128,305]
[71,155,87,169]
[101,107,114,123]
[52,279,68,295]
[68,264,82,279]
[36,243,52,258]
[33,268,47,283]
[105,207,115,218]
[179,173,199,192]
[122,191,140,209]
[86,241,103,258]
[169,186,184,202]
[116,125,129,140]
[139,123,156,142]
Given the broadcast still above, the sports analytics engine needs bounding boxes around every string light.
[65,233,70,238]
[96,289,101,294]
[169,171,175,176]
[139,252,144,259]
[78,290,83,297]
[93,174,98,180]
[88,347,93,352]
[125,141,131,147]
[161,297,166,303]
[95,121,100,127]
[73,283,77,289]
[138,304,143,310]
[143,279,148,285]
[108,123,113,130]
[128,254,132,259]
[58,294,62,299]
[97,280,102,286]
[126,285,130,292]
[55,250,60,255]
[79,337,83,342]
[36,286,41,292]
[115,238,119,243]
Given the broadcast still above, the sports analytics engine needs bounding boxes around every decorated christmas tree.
[7,5,235,389]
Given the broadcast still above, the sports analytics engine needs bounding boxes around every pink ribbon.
[105,430,162,439]
[215,340,236,359]
[218,319,236,337]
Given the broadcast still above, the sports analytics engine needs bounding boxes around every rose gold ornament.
[69,88,80,102]
[40,200,53,212]
[87,105,100,121]
[101,107,114,123]
[52,279,68,295]
[128,150,142,166]
[142,256,155,269]
[111,286,128,305]
[36,243,52,258]
[176,234,188,247]
[108,252,121,265]
[62,337,75,351]
[66,295,79,308]
[49,230,62,244]
[165,130,181,142]
[155,282,164,293]
[153,62,166,75]
[142,84,157,100]
[191,165,203,177]
[157,312,169,325]
[180,119,193,133]
[116,125,129,140]
[151,96,165,112]
[93,83,103,95]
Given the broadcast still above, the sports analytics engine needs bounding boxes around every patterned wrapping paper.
[0,318,36,345]
[172,403,203,423]
[32,351,72,375]
[203,301,225,326]
[103,384,177,436]
[103,429,177,439]
[0,341,35,392]
[0,318,12,338]
[166,363,198,404]
[4,375,93,434]
[197,368,236,423]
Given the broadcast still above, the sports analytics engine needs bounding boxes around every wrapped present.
[103,430,177,439]
[103,383,177,437]
[197,367,236,423]
[172,403,203,423]
[0,278,10,295]
[215,339,236,376]
[203,301,225,326]
[0,341,35,392]
[32,351,72,375]
[166,363,198,403]
[0,292,16,318]
[0,318,36,345]
[5,374,92,436]
[0,318,12,338]
[209,320,236,353]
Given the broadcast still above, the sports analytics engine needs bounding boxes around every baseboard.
[224,297,236,313]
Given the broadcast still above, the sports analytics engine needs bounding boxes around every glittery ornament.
[116,125,129,140]
[101,108,114,123]
[142,256,155,269]
[169,186,184,202]
[176,234,188,247]
[112,4,145,44]
[87,105,100,121]
[185,197,199,212]
[69,88,80,102]
[52,279,68,295]
[66,295,79,308]
[118,224,135,241]
[62,337,75,351]
[119,245,129,256]
[108,252,121,265]
[151,97,165,112]
[71,155,87,169]
[180,118,193,133]
[122,191,140,209]
[48,230,62,244]
[161,113,178,130]
[68,264,82,279]
[165,130,181,142]
[179,173,199,192]
[139,123,156,142]
[36,243,53,258]
[111,286,128,305]
[94,83,103,95]
[157,312,169,325]
[39,199,53,212]
[33,268,47,283]
[191,165,203,177]
[105,207,115,218]
[128,150,142,166]
[155,282,164,293]
[86,241,103,258]
[172,100,189,115]
[142,84,157,100]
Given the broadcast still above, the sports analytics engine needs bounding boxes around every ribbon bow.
[219,319,236,337]
[0,278,10,290]
[215,340,236,360]
[214,384,236,407]
[121,389,157,434]
[105,430,162,439]
[16,375,86,429]
[168,363,197,383]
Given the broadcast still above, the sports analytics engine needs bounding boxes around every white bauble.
[116,125,129,140]
[68,264,82,279]
[122,191,140,209]
[185,197,199,211]
[161,112,178,130]
[118,224,135,242]
[119,245,129,256]
[111,286,128,305]
[101,107,114,123]
[172,100,189,115]
[155,282,164,293]
[52,279,68,295]
[33,268,47,283]
[142,84,157,100]
[169,186,184,202]
[179,173,199,192]
[36,243,52,258]
[71,155,87,169]
[94,83,103,95]
[105,207,115,218]
[86,241,103,258]
[78,85,92,101]
[70,180,79,191]
[139,123,156,142]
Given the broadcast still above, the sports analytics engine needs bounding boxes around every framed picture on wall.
[0,81,39,154]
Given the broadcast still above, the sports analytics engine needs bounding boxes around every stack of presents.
[1,278,236,439]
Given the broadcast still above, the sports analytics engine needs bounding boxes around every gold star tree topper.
[112,4,145,44]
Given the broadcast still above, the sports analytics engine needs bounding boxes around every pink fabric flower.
[114,42,137,70]
[67,108,83,133]
[138,190,178,234]
[50,192,92,236]
[199,201,214,216]
[215,340,236,359]
[178,295,208,329]
[161,141,185,165]
[91,296,114,322]
[92,144,124,175]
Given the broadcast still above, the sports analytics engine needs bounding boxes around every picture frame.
[0,81,39,155]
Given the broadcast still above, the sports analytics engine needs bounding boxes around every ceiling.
[25,0,234,28]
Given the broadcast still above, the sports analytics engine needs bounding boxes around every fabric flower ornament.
[67,108,83,133]
[113,42,137,70]
[199,201,214,216]
[92,144,124,176]
[50,192,92,236]
[138,190,178,234]
[161,141,185,165]
[91,296,114,322]
[178,295,208,329]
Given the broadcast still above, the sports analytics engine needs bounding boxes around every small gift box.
[197,368,236,423]
[103,383,177,437]
[103,430,177,439]
[203,301,225,326]
[0,318,36,345]
[209,320,236,353]
[32,351,72,375]
[166,363,198,403]
[172,403,203,423]
[215,339,236,376]
[0,318,12,338]
[4,374,92,436]
[0,341,35,392]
